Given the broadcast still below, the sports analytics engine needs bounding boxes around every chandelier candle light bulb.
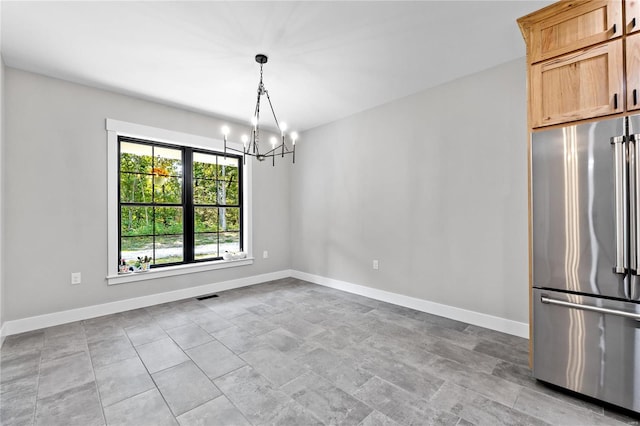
[221,54,298,166]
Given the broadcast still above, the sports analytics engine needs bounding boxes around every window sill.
[106,257,254,285]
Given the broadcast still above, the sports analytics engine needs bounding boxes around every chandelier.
[222,54,297,166]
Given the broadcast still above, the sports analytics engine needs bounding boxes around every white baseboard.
[292,270,529,339]
[2,268,528,340]
[2,269,292,337]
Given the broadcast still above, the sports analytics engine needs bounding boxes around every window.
[106,119,253,285]
[118,137,242,268]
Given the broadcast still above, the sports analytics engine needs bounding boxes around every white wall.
[4,68,291,321]
[291,58,529,324]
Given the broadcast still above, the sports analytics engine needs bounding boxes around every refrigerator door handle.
[632,133,640,300]
[630,137,639,274]
[541,295,640,320]
[612,136,628,274]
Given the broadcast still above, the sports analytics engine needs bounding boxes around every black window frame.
[117,135,243,268]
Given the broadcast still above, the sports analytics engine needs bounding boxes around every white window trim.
[105,118,253,285]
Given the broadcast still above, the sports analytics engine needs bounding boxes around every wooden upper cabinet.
[627,34,640,110]
[518,1,622,63]
[627,0,640,34]
[530,40,624,127]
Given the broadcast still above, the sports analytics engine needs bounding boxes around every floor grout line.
[30,336,44,425]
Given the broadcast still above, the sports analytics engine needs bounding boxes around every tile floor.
[1,278,638,425]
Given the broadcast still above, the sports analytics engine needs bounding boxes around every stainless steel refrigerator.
[532,115,640,413]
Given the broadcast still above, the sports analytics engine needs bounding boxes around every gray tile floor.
[1,278,638,425]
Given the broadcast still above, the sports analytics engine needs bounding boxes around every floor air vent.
[196,294,219,301]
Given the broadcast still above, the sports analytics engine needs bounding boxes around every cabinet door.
[525,0,622,63]
[627,34,640,111]
[627,0,640,34]
[530,40,624,128]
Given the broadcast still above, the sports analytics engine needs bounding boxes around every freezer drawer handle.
[541,296,640,320]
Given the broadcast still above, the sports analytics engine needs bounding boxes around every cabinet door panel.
[627,34,640,111]
[627,0,640,34]
[527,1,622,63]
[531,40,624,127]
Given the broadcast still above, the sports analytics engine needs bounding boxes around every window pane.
[195,233,218,260]
[218,157,239,181]
[220,232,240,253]
[118,141,242,271]
[153,146,182,177]
[120,142,152,173]
[195,207,218,232]
[154,207,183,235]
[193,152,217,179]
[120,236,153,265]
[120,173,152,203]
[220,207,240,231]
[154,235,183,264]
[154,176,182,204]
[218,180,239,205]
[193,178,217,204]
[121,206,153,236]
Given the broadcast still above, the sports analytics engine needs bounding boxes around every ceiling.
[1,1,552,132]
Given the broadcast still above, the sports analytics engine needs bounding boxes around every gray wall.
[4,59,529,326]
[4,68,291,321]
[291,58,529,323]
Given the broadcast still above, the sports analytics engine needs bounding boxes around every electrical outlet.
[71,272,82,285]
[263,250,269,259]
[373,260,379,270]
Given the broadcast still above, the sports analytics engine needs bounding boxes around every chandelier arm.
[253,67,264,156]
[253,93,261,155]
[263,148,294,157]
[235,149,294,160]
[224,145,245,156]
[264,91,282,131]
[253,94,260,120]
[261,152,293,159]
